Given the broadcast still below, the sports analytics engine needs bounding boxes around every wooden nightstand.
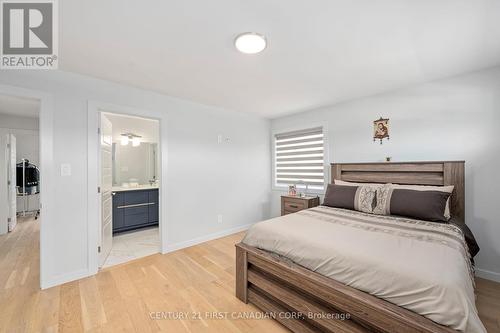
[281,195,320,216]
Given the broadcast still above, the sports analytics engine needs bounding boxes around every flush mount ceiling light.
[235,32,267,54]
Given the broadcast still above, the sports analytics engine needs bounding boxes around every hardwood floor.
[0,216,499,332]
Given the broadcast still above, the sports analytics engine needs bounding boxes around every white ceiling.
[0,94,40,118]
[103,113,159,143]
[61,0,500,118]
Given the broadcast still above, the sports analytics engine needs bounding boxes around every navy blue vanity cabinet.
[123,205,149,229]
[112,192,125,230]
[148,190,159,223]
[112,188,159,234]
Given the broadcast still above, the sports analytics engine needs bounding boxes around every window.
[274,127,325,191]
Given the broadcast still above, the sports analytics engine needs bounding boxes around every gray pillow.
[323,184,357,210]
[323,184,377,213]
[390,189,451,222]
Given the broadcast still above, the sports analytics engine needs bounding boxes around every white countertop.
[112,185,159,192]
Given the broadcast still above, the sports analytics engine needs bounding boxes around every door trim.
[0,130,9,235]
[7,134,17,231]
[87,101,166,275]
[0,84,54,290]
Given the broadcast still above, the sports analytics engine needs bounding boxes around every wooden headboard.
[331,161,465,222]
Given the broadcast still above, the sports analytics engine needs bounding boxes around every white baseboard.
[40,224,252,289]
[41,268,92,290]
[163,223,253,254]
[475,268,500,283]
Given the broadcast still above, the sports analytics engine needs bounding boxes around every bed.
[235,161,485,333]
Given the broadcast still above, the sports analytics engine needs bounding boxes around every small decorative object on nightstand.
[281,195,320,216]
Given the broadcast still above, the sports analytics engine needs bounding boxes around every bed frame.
[236,161,465,333]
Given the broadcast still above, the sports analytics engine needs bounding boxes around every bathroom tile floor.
[103,226,159,268]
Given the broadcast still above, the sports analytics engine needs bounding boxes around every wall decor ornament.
[373,117,389,144]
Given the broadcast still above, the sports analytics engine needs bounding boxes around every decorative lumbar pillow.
[323,184,358,210]
[323,184,377,213]
[354,185,377,214]
[373,184,393,215]
[381,188,451,222]
[391,184,454,220]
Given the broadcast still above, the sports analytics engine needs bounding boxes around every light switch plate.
[61,163,71,176]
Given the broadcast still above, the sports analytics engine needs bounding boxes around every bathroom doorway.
[98,112,161,268]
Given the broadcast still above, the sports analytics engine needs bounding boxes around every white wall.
[13,130,39,166]
[0,70,271,287]
[271,67,500,282]
[0,113,39,131]
[105,112,160,143]
[0,114,40,166]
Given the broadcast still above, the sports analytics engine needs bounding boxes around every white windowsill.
[272,186,325,196]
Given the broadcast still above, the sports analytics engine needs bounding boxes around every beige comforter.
[242,206,485,333]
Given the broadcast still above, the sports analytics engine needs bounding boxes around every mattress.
[242,206,486,333]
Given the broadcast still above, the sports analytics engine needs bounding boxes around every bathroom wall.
[113,142,157,186]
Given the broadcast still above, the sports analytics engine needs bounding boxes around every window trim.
[271,122,329,195]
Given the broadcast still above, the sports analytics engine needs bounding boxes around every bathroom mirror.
[112,142,158,186]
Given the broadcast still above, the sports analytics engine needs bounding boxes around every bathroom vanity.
[112,186,159,234]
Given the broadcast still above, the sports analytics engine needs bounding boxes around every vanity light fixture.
[235,32,267,54]
[120,133,142,147]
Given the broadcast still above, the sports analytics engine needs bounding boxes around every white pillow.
[334,179,385,188]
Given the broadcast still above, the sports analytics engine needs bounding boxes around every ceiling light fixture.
[235,32,267,54]
[120,133,142,147]
[132,137,141,147]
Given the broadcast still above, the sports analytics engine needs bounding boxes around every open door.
[7,134,16,231]
[99,114,113,267]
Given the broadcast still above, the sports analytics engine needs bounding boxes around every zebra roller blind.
[274,127,325,190]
